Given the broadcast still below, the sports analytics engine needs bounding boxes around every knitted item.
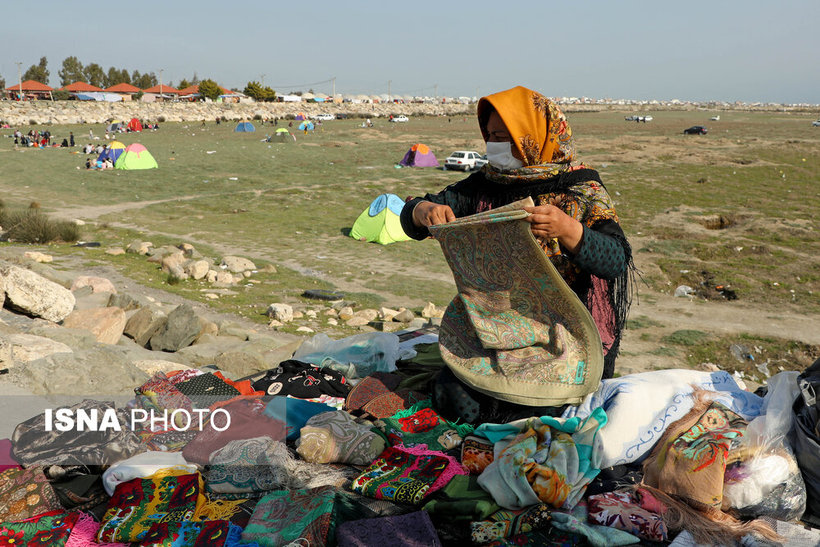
[336,511,442,547]
[65,511,130,546]
[378,400,474,451]
[296,410,385,465]
[351,444,469,504]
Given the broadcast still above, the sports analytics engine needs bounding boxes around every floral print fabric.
[0,466,61,522]
[0,511,78,546]
[241,486,336,547]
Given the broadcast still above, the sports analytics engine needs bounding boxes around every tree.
[58,56,84,86]
[0,76,5,92]
[23,57,49,85]
[133,71,157,90]
[191,72,200,85]
[243,81,276,102]
[198,79,222,101]
[105,67,130,87]
[178,78,191,90]
[83,63,106,87]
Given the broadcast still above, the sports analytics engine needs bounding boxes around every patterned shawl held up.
[475,86,633,377]
[429,198,603,407]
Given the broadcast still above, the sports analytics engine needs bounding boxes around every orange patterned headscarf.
[477,86,576,168]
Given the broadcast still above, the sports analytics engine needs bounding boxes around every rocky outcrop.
[0,264,75,322]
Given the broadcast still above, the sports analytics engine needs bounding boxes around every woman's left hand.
[523,205,584,254]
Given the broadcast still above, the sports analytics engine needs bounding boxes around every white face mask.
[485,141,524,170]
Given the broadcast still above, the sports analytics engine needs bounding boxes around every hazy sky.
[2,0,818,104]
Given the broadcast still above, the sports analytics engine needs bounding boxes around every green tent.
[350,194,411,245]
[115,143,158,170]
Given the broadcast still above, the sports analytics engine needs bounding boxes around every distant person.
[85,158,93,169]
[402,85,634,388]
[60,138,68,147]
[69,131,75,147]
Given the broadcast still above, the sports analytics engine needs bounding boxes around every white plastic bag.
[292,332,400,379]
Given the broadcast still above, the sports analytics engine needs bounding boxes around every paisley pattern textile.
[0,466,61,522]
[429,198,603,406]
[139,519,232,546]
[296,411,385,465]
[351,445,468,504]
[470,504,553,543]
[205,437,291,495]
[241,486,336,547]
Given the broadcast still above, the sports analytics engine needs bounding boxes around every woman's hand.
[523,205,584,254]
[412,201,456,227]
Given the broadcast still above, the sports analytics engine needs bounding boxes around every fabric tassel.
[195,498,248,521]
[65,511,130,547]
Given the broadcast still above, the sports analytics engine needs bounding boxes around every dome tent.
[97,140,127,164]
[115,143,158,170]
[349,194,412,245]
[235,121,255,132]
[398,143,439,167]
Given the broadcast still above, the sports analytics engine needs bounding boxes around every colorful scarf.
[336,511,442,547]
[377,400,474,451]
[476,408,607,510]
[470,504,553,543]
[0,466,61,522]
[138,520,232,546]
[587,489,668,542]
[96,472,205,543]
[296,410,385,465]
[351,444,468,504]
[0,511,78,546]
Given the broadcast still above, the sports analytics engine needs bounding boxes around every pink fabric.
[590,275,615,350]
[0,439,20,472]
[398,444,469,494]
[65,512,130,547]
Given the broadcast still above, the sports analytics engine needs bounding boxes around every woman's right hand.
[412,201,456,227]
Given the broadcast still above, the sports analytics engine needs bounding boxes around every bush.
[0,208,80,243]
[52,90,71,101]
[253,114,262,120]
[29,119,37,125]
[157,115,166,123]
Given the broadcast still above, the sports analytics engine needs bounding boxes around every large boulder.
[149,304,203,352]
[124,307,168,347]
[0,333,73,367]
[221,256,256,273]
[0,264,75,322]
[71,275,117,294]
[62,307,127,345]
[266,303,293,323]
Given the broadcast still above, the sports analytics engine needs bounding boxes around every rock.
[28,325,98,350]
[268,319,283,328]
[422,302,444,319]
[220,326,251,340]
[221,256,256,273]
[124,307,168,347]
[204,293,219,300]
[338,306,354,321]
[185,260,210,280]
[296,326,315,333]
[327,318,338,326]
[0,264,75,322]
[0,333,73,366]
[206,270,218,283]
[197,318,219,341]
[7,345,149,396]
[393,309,415,323]
[292,311,304,320]
[325,309,338,317]
[108,292,141,312]
[126,240,153,255]
[266,303,293,323]
[160,251,186,273]
[261,264,277,274]
[150,304,202,352]
[24,251,52,263]
[213,350,267,377]
[132,359,191,376]
[306,310,317,318]
[73,290,114,311]
[346,315,370,327]
[379,307,399,321]
[177,339,246,367]
[370,321,405,332]
[178,243,196,257]
[214,271,233,284]
[62,307,127,344]
[409,317,428,329]
[353,309,379,322]
[146,245,179,263]
[71,275,117,294]
[105,248,126,256]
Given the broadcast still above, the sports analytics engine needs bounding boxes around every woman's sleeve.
[399,177,478,240]
[570,220,629,280]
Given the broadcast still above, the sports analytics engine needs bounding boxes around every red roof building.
[4,80,53,100]
[105,83,141,94]
[60,82,103,92]
[178,84,233,96]
[142,84,180,95]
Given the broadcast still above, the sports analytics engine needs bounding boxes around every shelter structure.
[105,83,140,101]
[4,80,53,101]
[127,118,143,132]
[74,92,123,102]
[60,82,103,93]
[106,121,125,133]
[115,143,158,170]
[294,112,307,121]
[234,121,255,132]
[298,121,314,131]
[399,143,439,167]
[141,84,180,102]
[350,194,412,245]
[97,141,127,164]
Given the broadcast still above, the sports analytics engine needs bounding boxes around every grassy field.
[1,109,819,379]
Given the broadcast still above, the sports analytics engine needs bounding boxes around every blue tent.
[298,121,314,131]
[234,121,255,132]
